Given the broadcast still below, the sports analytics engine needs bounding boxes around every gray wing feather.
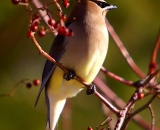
[34,19,72,129]
[34,34,66,107]
[35,20,72,106]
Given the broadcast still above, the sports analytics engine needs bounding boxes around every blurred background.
[0,0,160,130]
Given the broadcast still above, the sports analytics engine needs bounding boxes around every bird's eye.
[93,1,110,8]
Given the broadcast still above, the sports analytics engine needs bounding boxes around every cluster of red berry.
[26,79,41,89]
[12,0,70,7]
[27,14,46,38]
[12,0,73,38]
[48,17,74,37]
[27,16,74,38]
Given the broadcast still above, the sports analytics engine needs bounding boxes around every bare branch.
[149,31,160,74]
[101,66,134,87]
[94,77,154,130]
[122,94,157,130]
[0,79,32,98]
[148,104,155,130]
[106,19,146,78]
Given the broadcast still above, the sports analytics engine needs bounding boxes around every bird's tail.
[46,93,66,130]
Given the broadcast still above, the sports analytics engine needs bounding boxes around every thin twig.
[94,77,154,130]
[114,99,135,130]
[121,94,157,130]
[0,79,31,98]
[148,104,155,130]
[32,0,57,35]
[61,100,72,130]
[94,91,119,114]
[118,69,160,130]
[143,69,160,88]
[149,32,160,74]
[101,66,134,87]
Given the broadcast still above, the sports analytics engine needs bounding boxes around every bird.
[35,0,116,129]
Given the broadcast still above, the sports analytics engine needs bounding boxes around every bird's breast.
[60,22,109,83]
[47,22,109,98]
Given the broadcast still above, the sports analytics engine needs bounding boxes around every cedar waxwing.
[35,0,116,129]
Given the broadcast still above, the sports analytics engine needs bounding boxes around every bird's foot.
[63,69,76,81]
[86,84,96,95]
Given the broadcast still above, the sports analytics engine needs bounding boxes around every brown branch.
[140,69,160,88]
[101,66,134,87]
[118,69,160,129]
[61,100,72,130]
[106,19,146,78]
[0,79,31,98]
[148,104,155,130]
[94,77,153,130]
[121,95,157,130]
[149,32,160,74]
[94,91,119,114]
[32,0,58,35]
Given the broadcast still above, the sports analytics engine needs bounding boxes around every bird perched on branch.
[35,0,116,129]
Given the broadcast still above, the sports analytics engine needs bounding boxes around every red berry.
[38,30,46,37]
[63,0,70,8]
[58,27,65,35]
[33,19,40,26]
[64,28,70,36]
[12,0,20,5]
[48,18,56,26]
[61,14,67,21]
[33,79,41,86]
[138,93,144,99]
[88,127,93,130]
[30,24,38,32]
[54,23,60,29]
[34,21,40,26]
[33,14,40,21]
[26,83,32,89]
[27,31,33,38]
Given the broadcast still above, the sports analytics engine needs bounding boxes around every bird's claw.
[63,69,76,81]
[86,84,96,95]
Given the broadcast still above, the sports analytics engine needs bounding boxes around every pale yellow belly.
[47,23,108,99]
[47,46,107,99]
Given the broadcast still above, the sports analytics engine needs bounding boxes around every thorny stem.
[106,19,146,79]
